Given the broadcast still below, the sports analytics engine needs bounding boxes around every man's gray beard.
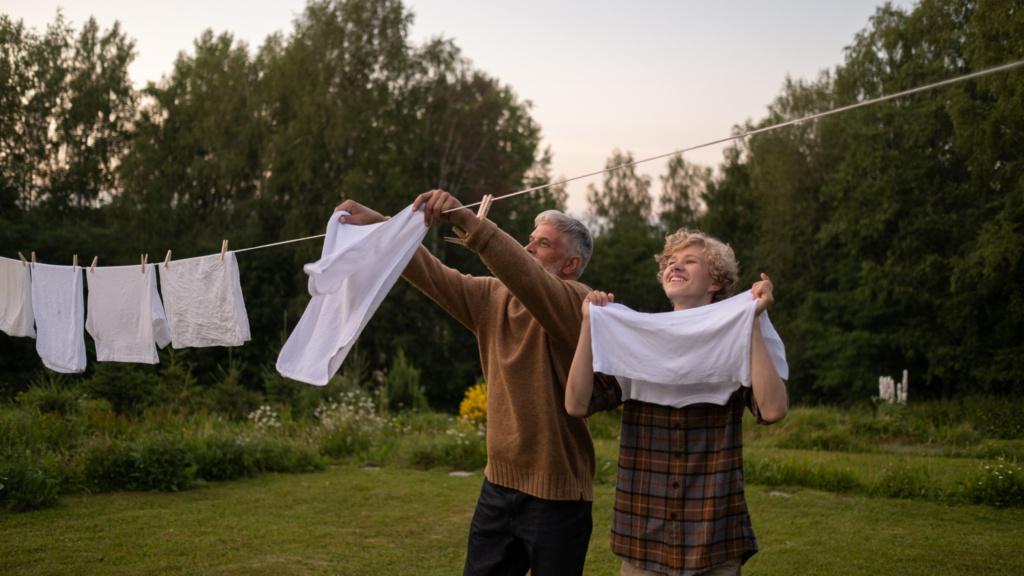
[544,261,565,277]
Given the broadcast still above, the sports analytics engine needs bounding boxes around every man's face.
[525,223,569,276]
[661,245,720,310]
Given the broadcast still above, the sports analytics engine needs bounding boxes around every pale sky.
[3,0,915,214]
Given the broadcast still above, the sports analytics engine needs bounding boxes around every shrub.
[16,374,80,417]
[0,454,61,512]
[958,459,1024,508]
[381,349,429,413]
[192,435,255,481]
[79,435,197,493]
[403,426,487,471]
[313,391,390,459]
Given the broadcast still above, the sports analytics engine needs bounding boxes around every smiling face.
[661,245,721,311]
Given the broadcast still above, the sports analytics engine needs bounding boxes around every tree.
[659,153,711,233]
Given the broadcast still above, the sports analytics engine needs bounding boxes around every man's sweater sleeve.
[464,218,588,349]
[401,245,488,333]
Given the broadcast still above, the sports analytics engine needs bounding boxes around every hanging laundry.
[158,252,250,348]
[85,263,171,364]
[589,290,788,408]
[0,256,35,338]
[30,263,86,373]
[277,205,428,386]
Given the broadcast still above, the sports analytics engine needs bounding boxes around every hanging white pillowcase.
[86,263,171,363]
[158,252,250,348]
[0,256,35,339]
[31,263,86,373]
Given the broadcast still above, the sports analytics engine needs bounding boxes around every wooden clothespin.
[477,194,493,220]
[18,252,27,267]
[163,250,172,268]
[140,254,146,273]
[31,252,35,268]
[220,240,228,261]
[72,254,78,269]
[90,257,98,273]
[443,195,493,247]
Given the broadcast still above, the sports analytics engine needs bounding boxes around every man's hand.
[412,189,480,234]
[752,273,774,316]
[334,200,387,225]
[582,290,614,319]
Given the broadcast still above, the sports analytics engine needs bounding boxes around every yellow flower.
[459,382,487,427]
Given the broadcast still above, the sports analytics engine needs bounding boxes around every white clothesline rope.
[227,59,1024,251]
[233,233,327,253]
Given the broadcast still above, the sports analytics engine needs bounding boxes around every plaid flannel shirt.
[588,373,761,576]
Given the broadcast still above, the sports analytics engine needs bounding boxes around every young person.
[565,228,788,576]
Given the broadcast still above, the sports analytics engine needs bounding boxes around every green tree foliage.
[582,150,665,312]
[1,0,559,411]
[701,0,1024,401]
[659,154,711,232]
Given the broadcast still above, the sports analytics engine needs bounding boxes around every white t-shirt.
[276,205,429,385]
[589,290,788,407]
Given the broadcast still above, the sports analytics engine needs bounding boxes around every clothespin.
[443,195,493,247]
[90,257,98,273]
[140,254,146,273]
[220,239,228,261]
[72,254,78,269]
[31,252,35,268]
[18,252,27,267]
[477,194,493,220]
[163,250,172,268]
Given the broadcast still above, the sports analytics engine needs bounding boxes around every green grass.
[2,465,1023,575]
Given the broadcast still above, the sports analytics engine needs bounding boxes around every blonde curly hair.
[655,229,738,303]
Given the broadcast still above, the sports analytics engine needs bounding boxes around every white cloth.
[0,256,35,338]
[30,263,86,373]
[86,264,171,363]
[158,252,250,348]
[589,289,788,408]
[277,205,428,385]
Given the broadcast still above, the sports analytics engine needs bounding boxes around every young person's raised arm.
[566,291,613,417]
[750,273,788,423]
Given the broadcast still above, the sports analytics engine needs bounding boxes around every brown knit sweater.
[402,217,596,501]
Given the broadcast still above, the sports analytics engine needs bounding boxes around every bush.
[79,435,197,493]
[0,454,61,512]
[313,392,390,459]
[958,459,1024,508]
[381,349,429,413]
[192,435,255,481]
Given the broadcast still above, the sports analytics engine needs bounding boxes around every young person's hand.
[751,273,774,316]
[582,290,614,319]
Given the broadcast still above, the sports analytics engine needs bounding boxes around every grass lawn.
[2,464,1023,575]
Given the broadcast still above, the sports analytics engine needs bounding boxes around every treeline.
[0,0,565,411]
[2,0,1022,410]
[583,0,1024,403]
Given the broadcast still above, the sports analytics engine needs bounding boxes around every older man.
[335,189,596,576]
